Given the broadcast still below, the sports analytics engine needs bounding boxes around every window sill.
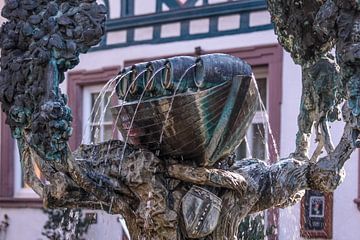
[0,197,42,208]
[354,198,360,211]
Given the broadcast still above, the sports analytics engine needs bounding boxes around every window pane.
[252,123,266,160]
[256,78,267,110]
[236,139,247,160]
[103,124,114,141]
[91,125,101,143]
[104,92,113,122]
[91,93,101,122]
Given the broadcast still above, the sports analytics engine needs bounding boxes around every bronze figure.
[0,0,359,239]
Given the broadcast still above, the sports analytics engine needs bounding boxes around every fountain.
[0,0,359,239]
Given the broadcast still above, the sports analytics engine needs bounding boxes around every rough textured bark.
[0,1,360,240]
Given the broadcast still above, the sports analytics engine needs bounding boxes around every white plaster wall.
[107,30,127,45]
[189,18,210,35]
[75,30,278,71]
[208,0,228,4]
[0,208,47,240]
[278,52,360,240]
[108,0,121,19]
[134,0,156,15]
[0,0,4,23]
[249,10,271,27]
[218,14,240,31]
[134,26,154,41]
[0,208,126,240]
[161,22,181,38]
[84,211,126,240]
[332,139,360,240]
[278,52,303,240]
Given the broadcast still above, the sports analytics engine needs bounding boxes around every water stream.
[252,77,280,160]
[108,196,115,214]
[81,75,117,144]
[118,66,166,174]
[110,70,147,140]
[158,64,196,150]
[99,70,147,168]
[82,72,132,144]
[244,136,253,158]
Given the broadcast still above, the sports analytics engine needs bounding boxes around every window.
[13,143,41,198]
[67,66,120,149]
[0,112,42,206]
[82,86,118,144]
[236,67,269,161]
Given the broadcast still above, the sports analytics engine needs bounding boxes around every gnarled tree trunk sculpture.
[0,0,359,239]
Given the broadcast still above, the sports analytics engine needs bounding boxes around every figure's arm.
[168,106,356,214]
[167,164,248,194]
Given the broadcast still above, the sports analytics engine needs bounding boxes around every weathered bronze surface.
[0,1,360,239]
[0,0,106,161]
[112,54,258,166]
[181,186,222,238]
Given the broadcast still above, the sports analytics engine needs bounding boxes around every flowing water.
[242,77,281,237]
[81,75,117,144]
[158,64,196,148]
[244,136,253,158]
[92,70,143,145]
[115,66,166,234]
[93,68,144,217]
[251,76,280,161]
[80,66,165,236]
[255,122,270,161]
[108,196,115,214]
[99,70,147,172]
[86,70,149,195]
[118,66,166,174]
[82,72,132,144]
[110,69,147,140]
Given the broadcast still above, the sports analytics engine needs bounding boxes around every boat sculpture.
[112,54,259,166]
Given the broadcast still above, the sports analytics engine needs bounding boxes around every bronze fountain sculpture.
[0,0,359,239]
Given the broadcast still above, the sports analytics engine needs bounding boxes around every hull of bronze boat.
[112,81,230,161]
[111,75,258,166]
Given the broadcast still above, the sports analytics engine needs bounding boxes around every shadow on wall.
[0,214,9,240]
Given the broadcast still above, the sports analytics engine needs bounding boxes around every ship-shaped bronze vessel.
[111,54,259,166]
